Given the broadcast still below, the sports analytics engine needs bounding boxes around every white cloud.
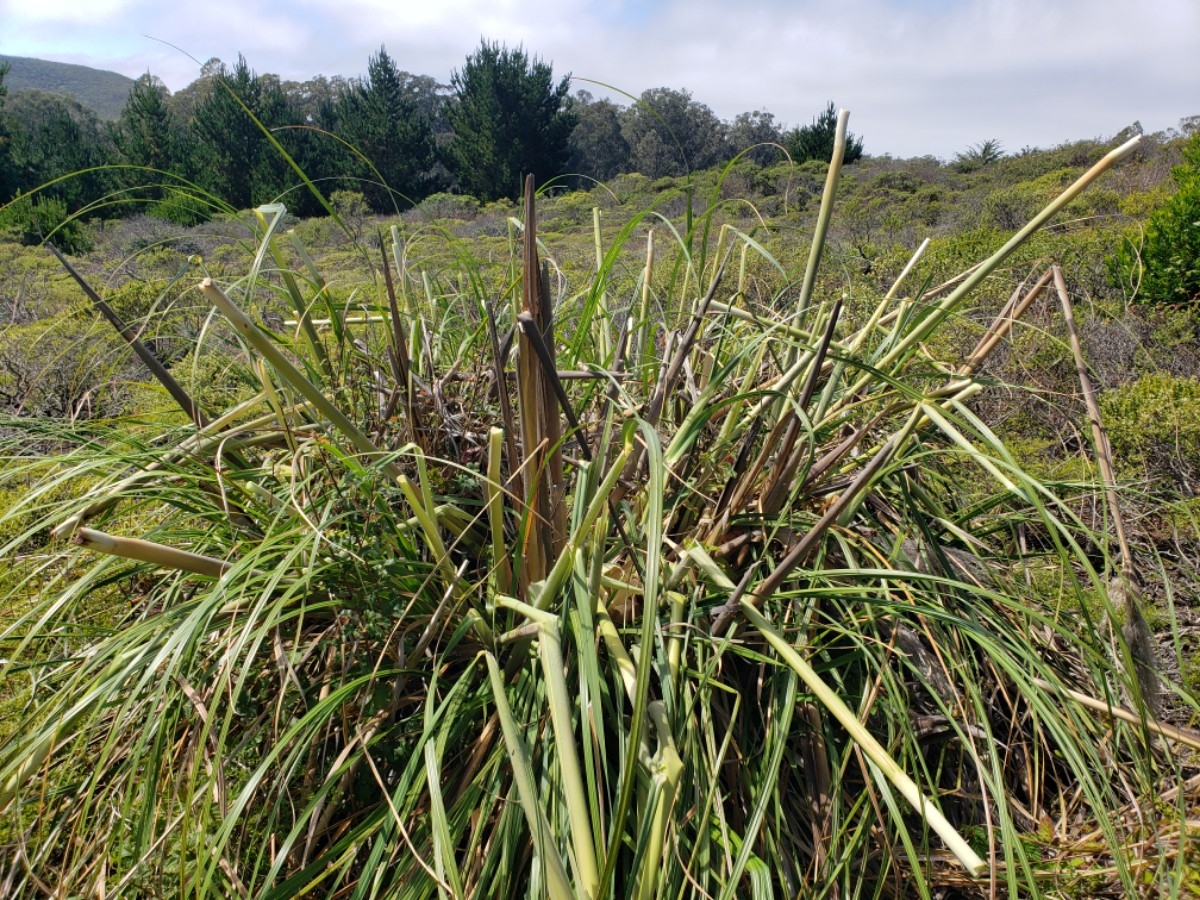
[0,0,141,26]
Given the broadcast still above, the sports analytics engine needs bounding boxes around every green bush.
[0,194,92,254]
[150,189,212,227]
[1112,131,1200,304]
[1101,371,1200,484]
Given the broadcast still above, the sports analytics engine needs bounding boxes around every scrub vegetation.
[1,45,1200,900]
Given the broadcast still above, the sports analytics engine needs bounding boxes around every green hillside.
[0,54,135,120]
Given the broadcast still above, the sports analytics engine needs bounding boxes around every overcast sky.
[1,0,1196,159]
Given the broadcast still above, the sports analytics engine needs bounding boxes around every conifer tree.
[191,56,297,209]
[447,40,576,201]
[784,101,864,165]
[117,74,182,195]
[337,47,437,211]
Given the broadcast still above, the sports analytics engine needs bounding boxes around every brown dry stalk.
[515,176,558,586]
[1053,265,1160,715]
[711,436,898,634]
[48,243,208,427]
[960,267,1055,376]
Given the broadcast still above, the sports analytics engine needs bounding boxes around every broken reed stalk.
[74,527,231,578]
[1053,265,1160,714]
[759,297,845,516]
[48,243,208,426]
[485,302,523,499]
[635,229,655,372]
[613,242,734,505]
[1031,679,1200,752]
[515,176,559,586]
[710,436,899,634]
[960,268,1055,376]
[378,230,416,443]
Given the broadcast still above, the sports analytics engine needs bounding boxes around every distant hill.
[0,55,136,120]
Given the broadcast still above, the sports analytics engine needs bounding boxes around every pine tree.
[117,74,182,196]
[191,56,297,209]
[784,102,864,165]
[337,47,437,211]
[4,90,115,209]
[447,41,576,201]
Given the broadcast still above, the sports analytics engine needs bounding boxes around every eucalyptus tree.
[727,109,784,165]
[567,90,630,184]
[620,87,726,178]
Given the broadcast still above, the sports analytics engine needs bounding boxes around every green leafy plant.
[1113,130,1200,304]
[1,131,1195,900]
[0,193,91,253]
[954,139,1005,173]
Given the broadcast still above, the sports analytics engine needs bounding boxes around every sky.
[1,0,1197,159]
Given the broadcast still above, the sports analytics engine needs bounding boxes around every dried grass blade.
[961,268,1054,376]
[1054,266,1160,713]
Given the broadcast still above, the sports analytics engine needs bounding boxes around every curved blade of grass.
[200,278,401,481]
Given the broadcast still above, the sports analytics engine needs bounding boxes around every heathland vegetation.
[1,40,1200,898]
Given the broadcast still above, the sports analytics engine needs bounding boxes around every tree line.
[0,41,863,228]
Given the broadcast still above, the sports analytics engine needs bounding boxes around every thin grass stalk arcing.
[200,277,401,481]
[741,601,987,876]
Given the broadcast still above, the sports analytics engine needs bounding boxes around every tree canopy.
[0,45,885,227]
[446,40,576,201]
[620,87,726,179]
[784,101,864,165]
[0,64,12,201]
[336,47,438,211]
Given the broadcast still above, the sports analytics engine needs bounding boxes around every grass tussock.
[1,130,1198,899]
